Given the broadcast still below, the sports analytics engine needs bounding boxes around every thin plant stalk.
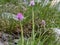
[31,7,35,45]
[20,21,24,45]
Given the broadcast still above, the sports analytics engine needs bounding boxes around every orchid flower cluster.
[16,0,35,21]
[16,0,46,25]
[16,13,24,21]
[29,0,35,6]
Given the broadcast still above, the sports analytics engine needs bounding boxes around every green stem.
[20,22,24,45]
[32,7,35,45]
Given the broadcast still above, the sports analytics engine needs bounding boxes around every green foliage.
[0,0,60,45]
[0,0,17,4]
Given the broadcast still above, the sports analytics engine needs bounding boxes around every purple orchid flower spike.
[29,0,35,6]
[16,13,24,21]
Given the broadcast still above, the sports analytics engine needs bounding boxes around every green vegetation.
[0,0,60,45]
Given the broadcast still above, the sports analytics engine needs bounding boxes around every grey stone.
[0,41,4,45]
[1,12,18,21]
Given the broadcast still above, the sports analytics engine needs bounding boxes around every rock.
[4,41,9,45]
[0,41,4,45]
[1,12,18,21]
[2,33,14,41]
[53,28,60,41]
[53,28,60,35]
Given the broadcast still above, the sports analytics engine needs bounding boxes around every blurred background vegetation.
[0,0,60,31]
[0,0,60,45]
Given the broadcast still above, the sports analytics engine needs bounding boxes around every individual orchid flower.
[16,13,24,21]
[29,0,35,6]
